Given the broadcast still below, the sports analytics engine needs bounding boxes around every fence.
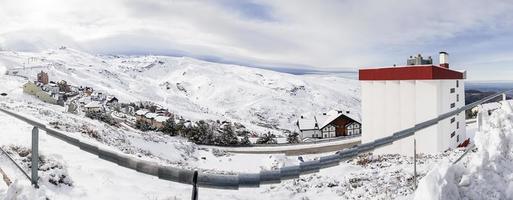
[0,89,511,194]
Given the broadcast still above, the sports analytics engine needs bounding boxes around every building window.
[457,94,459,102]
[451,131,455,138]
[450,88,455,93]
[451,117,455,123]
[345,122,361,136]
[457,135,460,142]
[457,122,459,129]
[456,80,459,88]
[450,103,455,108]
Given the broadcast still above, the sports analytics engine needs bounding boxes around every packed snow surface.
[415,101,513,200]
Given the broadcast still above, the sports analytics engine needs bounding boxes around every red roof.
[359,65,465,80]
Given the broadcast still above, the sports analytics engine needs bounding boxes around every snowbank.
[415,101,513,200]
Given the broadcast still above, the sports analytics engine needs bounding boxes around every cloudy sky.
[1,0,513,80]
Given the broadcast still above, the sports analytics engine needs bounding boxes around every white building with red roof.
[359,52,466,155]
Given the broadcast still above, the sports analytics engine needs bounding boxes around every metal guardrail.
[453,143,476,164]
[0,89,511,190]
[0,146,32,182]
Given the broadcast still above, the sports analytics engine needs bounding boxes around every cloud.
[1,0,513,79]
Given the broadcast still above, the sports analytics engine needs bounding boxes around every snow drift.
[415,101,513,200]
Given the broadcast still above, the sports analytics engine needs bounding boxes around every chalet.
[153,116,170,129]
[58,80,71,93]
[106,97,119,107]
[84,87,94,96]
[84,101,102,113]
[296,110,361,139]
[135,109,149,121]
[144,112,159,124]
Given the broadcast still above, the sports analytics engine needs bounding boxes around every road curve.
[204,137,362,155]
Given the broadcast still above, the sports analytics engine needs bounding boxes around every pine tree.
[135,118,152,131]
[287,132,300,144]
[219,122,238,146]
[240,134,251,145]
[256,132,278,144]
[161,116,177,136]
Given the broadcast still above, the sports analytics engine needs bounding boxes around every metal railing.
[0,89,511,194]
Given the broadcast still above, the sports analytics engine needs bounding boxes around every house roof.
[297,110,361,131]
[84,101,101,108]
[359,65,465,80]
[107,96,118,103]
[297,118,317,130]
[145,112,158,119]
[155,116,170,123]
[135,109,149,116]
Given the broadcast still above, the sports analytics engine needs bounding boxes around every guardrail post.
[31,126,39,188]
[413,138,417,189]
[477,111,483,132]
[191,171,198,200]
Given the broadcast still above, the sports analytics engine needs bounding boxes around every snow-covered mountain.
[0,48,360,134]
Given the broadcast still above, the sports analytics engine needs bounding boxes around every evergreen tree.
[135,118,152,131]
[161,116,177,136]
[287,132,300,144]
[240,134,251,145]
[256,132,278,144]
[219,122,238,145]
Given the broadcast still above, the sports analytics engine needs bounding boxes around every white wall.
[361,78,466,155]
[361,81,375,144]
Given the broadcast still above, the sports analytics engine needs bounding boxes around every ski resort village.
[2,1,513,200]
[0,48,507,200]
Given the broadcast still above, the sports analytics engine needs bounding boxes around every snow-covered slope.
[0,48,360,134]
[415,101,513,200]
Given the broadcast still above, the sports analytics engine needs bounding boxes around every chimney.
[439,51,449,68]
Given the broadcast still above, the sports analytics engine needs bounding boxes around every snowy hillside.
[415,102,513,200]
[0,48,360,134]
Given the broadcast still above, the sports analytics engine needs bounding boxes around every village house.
[79,86,94,96]
[23,81,58,105]
[153,116,170,129]
[135,109,149,121]
[37,70,49,84]
[58,80,71,93]
[84,101,102,113]
[106,97,119,107]
[296,110,361,140]
[144,112,159,124]
[23,71,71,106]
